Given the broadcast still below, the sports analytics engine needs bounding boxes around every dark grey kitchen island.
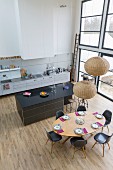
[15,82,73,125]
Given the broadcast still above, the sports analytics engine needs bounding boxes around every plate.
[62,115,70,120]
[95,114,103,119]
[91,123,99,129]
[76,118,85,125]
[78,111,85,116]
[54,124,61,130]
[40,91,49,97]
[74,128,83,134]
[23,92,31,96]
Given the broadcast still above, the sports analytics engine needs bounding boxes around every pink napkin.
[96,122,103,127]
[75,112,79,116]
[93,112,98,115]
[82,128,88,134]
[57,129,64,134]
[59,117,65,122]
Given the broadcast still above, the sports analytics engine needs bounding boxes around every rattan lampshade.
[73,81,97,99]
[84,56,110,76]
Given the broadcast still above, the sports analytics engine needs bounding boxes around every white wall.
[0,0,20,56]
[72,0,82,34]
[0,0,83,76]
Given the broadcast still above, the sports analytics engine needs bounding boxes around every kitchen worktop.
[15,82,73,109]
[12,74,43,82]
[0,74,43,83]
[0,72,70,83]
[0,72,70,97]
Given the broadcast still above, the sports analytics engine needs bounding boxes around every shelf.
[0,68,20,73]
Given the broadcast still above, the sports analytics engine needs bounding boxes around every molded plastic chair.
[45,129,62,153]
[70,137,87,158]
[56,110,64,120]
[77,105,86,112]
[92,132,113,157]
[102,110,112,132]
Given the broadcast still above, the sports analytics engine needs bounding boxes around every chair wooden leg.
[72,147,76,159]
[46,139,49,144]
[101,127,104,132]
[82,147,86,158]
[66,105,67,112]
[107,126,109,132]
[51,142,55,154]
[107,143,110,150]
[92,141,97,149]
[62,137,71,144]
[103,144,104,157]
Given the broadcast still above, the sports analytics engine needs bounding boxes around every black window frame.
[78,48,99,84]
[102,0,113,51]
[78,0,113,102]
[97,53,113,101]
[79,0,105,48]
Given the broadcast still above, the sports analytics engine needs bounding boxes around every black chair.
[70,137,87,158]
[92,132,113,157]
[45,129,62,153]
[56,110,64,120]
[102,110,112,132]
[77,105,86,112]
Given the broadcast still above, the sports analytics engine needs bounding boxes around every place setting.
[53,124,64,134]
[59,114,70,122]
[92,112,104,119]
[75,111,86,116]
[74,128,88,135]
[91,122,103,129]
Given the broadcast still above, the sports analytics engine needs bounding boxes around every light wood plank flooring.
[0,94,113,170]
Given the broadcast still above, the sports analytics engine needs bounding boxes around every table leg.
[86,133,94,140]
[62,136,71,144]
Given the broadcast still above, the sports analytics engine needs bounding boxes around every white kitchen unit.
[42,76,54,87]
[2,83,14,95]
[0,68,21,81]
[13,81,26,93]
[0,84,2,96]
[0,72,70,96]
[54,0,73,54]
[0,0,19,57]
[26,78,42,90]
[54,72,70,84]
[17,0,54,59]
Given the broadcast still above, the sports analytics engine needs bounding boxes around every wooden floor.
[0,94,113,170]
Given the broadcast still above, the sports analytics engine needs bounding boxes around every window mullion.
[99,0,109,50]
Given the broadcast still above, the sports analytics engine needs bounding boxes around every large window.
[78,0,113,101]
[78,49,98,83]
[103,0,113,49]
[98,55,113,99]
[80,0,104,47]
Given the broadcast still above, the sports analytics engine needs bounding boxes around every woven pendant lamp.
[73,81,97,99]
[84,56,110,76]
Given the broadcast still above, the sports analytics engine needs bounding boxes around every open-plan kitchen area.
[0,0,113,170]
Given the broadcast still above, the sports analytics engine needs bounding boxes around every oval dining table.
[52,112,105,144]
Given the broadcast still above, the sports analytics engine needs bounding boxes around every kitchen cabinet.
[0,0,19,56]
[17,0,54,59]
[13,81,26,93]
[0,84,2,96]
[54,72,70,84]
[0,72,70,96]
[26,78,42,90]
[42,76,54,87]
[0,68,21,81]
[2,83,14,95]
[54,0,73,54]
[0,72,11,81]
